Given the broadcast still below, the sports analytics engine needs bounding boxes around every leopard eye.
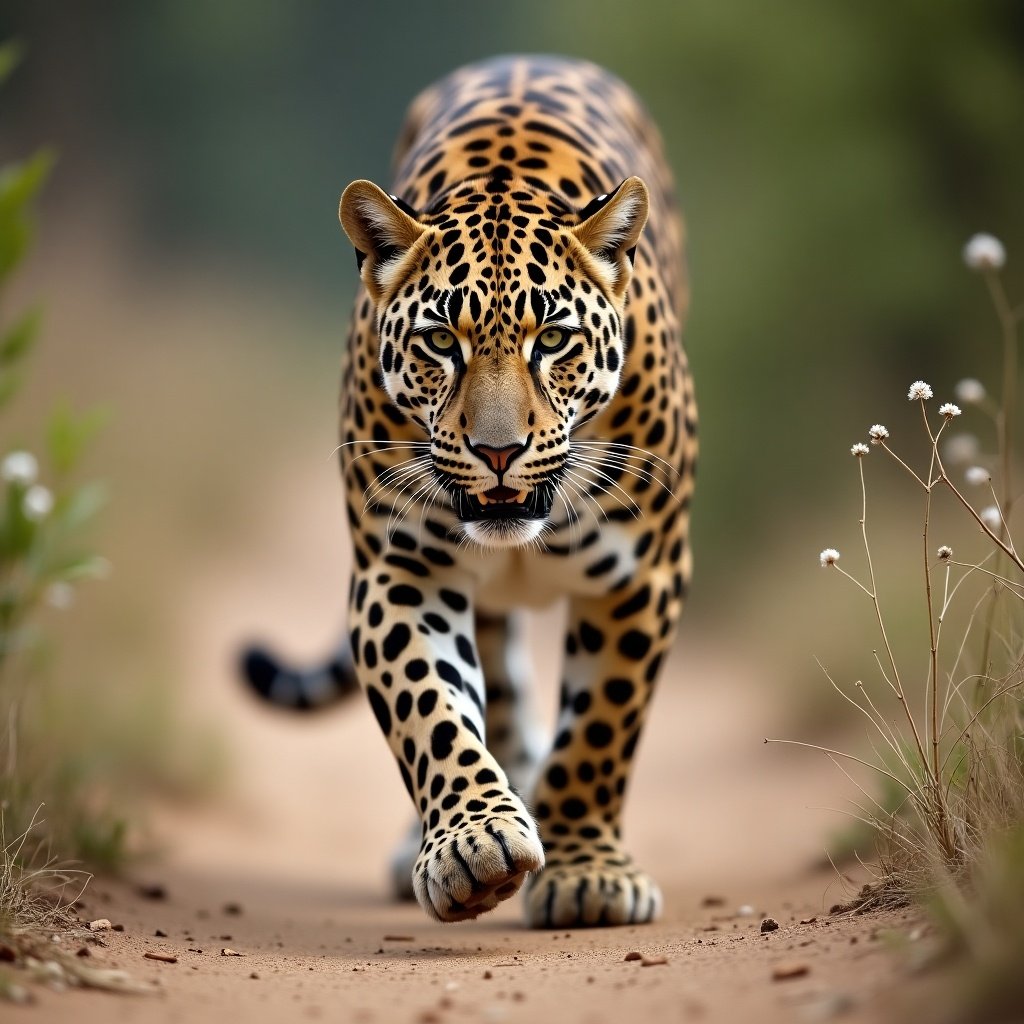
[424,329,457,356]
[534,326,571,355]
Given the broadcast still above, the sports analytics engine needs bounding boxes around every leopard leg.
[389,609,543,900]
[476,611,545,795]
[350,566,545,922]
[524,558,686,928]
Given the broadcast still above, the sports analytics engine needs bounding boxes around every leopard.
[242,54,697,929]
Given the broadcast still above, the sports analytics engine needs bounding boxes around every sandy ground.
[20,637,936,1024]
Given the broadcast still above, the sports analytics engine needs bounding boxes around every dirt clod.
[155,929,168,937]
[623,951,642,962]
[760,918,779,933]
[383,934,414,941]
[87,919,112,931]
[700,895,726,907]
[137,884,167,901]
[223,903,243,916]
[771,963,809,981]
[221,948,244,957]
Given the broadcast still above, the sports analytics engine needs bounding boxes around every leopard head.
[339,173,648,549]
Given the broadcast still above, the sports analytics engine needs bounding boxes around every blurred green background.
[1,0,1022,704]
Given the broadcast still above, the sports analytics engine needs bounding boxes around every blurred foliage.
[930,823,1024,1024]
[0,43,218,870]
[0,1,1021,605]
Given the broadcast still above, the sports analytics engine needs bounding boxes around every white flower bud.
[954,379,986,404]
[23,484,54,521]
[963,233,1006,271]
[2,451,38,485]
[980,505,1002,531]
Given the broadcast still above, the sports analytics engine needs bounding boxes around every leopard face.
[340,174,649,549]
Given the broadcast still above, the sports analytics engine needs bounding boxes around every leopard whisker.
[564,465,642,519]
[329,439,430,462]
[571,439,680,479]
[363,456,433,507]
[559,474,607,533]
[571,452,681,504]
[387,475,440,541]
[363,464,433,521]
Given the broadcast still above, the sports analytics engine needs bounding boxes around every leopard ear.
[339,180,426,303]
[571,176,649,298]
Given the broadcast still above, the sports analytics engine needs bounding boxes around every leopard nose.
[471,442,528,474]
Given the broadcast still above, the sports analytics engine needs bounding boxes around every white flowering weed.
[954,378,986,404]
[2,450,38,485]
[963,233,1006,272]
[980,505,1002,531]
[22,484,53,521]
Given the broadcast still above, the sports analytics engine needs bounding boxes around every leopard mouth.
[457,485,552,522]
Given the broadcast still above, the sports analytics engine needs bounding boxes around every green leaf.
[0,480,36,561]
[38,551,106,583]
[0,305,41,367]
[46,403,109,475]
[0,149,56,284]
[0,40,23,87]
[54,480,108,533]
[0,370,21,410]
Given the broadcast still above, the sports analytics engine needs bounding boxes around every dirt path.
[24,637,932,1024]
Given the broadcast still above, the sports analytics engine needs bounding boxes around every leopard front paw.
[523,859,662,928]
[413,808,544,923]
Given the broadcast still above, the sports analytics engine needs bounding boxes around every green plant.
[769,232,1024,908]
[0,39,122,878]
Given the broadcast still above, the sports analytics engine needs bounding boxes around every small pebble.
[761,918,780,933]
[624,951,642,962]
[87,919,112,932]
